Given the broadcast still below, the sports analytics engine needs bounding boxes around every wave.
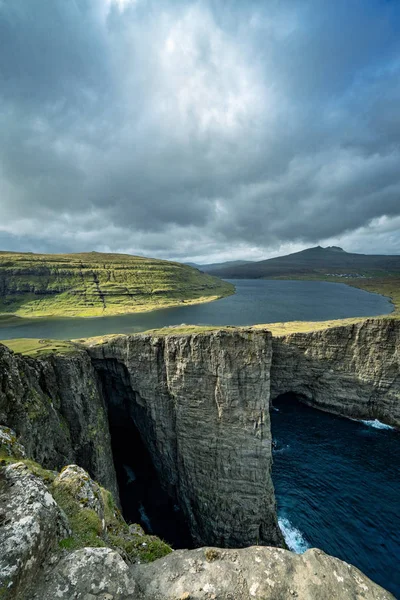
[273,442,290,454]
[360,419,395,430]
[139,503,153,533]
[123,465,136,484]
[278,517,310,554]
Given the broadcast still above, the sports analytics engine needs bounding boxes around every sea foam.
[361,419,395,430]
[278,517,310,554]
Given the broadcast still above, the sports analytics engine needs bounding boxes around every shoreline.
[0,286,235,322]
[0,278,395,339]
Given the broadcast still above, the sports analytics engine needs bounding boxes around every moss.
[108,533,172,563]
[0,453,56,484]
[1,446,172,564]
[51,483,105,549]
[0,338,82,358]
[204,548,221,562]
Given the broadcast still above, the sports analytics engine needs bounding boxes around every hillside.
[0,251,234,318]
[206,246,400,278]
[187,259,254,272]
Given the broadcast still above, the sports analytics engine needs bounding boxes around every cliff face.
[0,329,284,549]
[0,344,118,499]
[88,330,282,548]
[271,318,400,427]
[1,319,399,557]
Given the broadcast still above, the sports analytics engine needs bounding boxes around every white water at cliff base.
[360,419,395,430]
[278,517,310,554]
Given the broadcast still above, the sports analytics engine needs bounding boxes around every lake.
[0,279,393,340]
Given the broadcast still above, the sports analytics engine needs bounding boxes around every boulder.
[33,547,136,600]
[133,546,395,600]
[0,425,26,458]
[0,462,69,599]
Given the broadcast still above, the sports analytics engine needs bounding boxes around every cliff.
[0,250,234,317]
[271,318,400,427]
[0,344,118,498]
[0,329,283,549]
[88,330,281,548]
[0,320,399,598]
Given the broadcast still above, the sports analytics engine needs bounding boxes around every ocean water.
[0,279,392,340]
[271,394,400,597]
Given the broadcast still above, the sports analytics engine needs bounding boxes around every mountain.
[187,259,254,272]
[0,251,234,318]
[206,246,400,279]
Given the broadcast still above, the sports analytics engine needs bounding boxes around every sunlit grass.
[0,251,234,318]
[1,338,80,357]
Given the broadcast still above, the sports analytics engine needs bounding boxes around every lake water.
[271,394,400,597]
[0,279,393,340]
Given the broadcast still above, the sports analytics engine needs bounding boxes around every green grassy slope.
[0,251,234,318]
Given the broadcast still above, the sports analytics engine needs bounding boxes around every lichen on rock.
[0,462,70,600]
[0,425,26,459]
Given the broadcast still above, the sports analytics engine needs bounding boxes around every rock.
[0,425,26,458]
[0,462,69,599]
[54,465,104,519]
[34,547,136,600]
[1,319,399,560]
[132,545,395,599]
[89,330,283,548]
[271,318,400,427]
[0,344,118,499]
[35,545,395,599]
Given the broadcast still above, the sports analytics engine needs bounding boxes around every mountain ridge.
[204,246,400,279]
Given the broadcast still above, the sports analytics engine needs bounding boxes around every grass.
[0,251,234,318]
[1,338,81,358]
[0,448,172,564]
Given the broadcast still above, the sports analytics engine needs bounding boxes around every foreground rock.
[0,462,69,599]
[35,545,395,600]
[0,444,394,600]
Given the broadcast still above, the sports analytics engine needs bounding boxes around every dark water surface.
[0,279,392,340]
[271,395,400,598]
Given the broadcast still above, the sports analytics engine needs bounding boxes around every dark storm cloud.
[1,0,400,261]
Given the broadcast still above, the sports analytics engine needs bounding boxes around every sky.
[1,0,400,264]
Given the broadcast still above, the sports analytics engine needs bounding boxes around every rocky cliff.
[0,344,118,498]
[0,320,399,598]
[87,330,282,549]
[271,318,400,427]
[0,329,283,549]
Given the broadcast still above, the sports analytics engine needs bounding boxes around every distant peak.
[325,246,345,252]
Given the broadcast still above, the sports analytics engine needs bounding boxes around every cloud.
[0,0,400,261]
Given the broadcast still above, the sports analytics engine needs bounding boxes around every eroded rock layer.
[0,330,283,549]
[271,318,400,427]
[0,344,118,498]
[88,330,282,548]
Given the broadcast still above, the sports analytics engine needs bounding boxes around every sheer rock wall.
[271,318,400,427]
